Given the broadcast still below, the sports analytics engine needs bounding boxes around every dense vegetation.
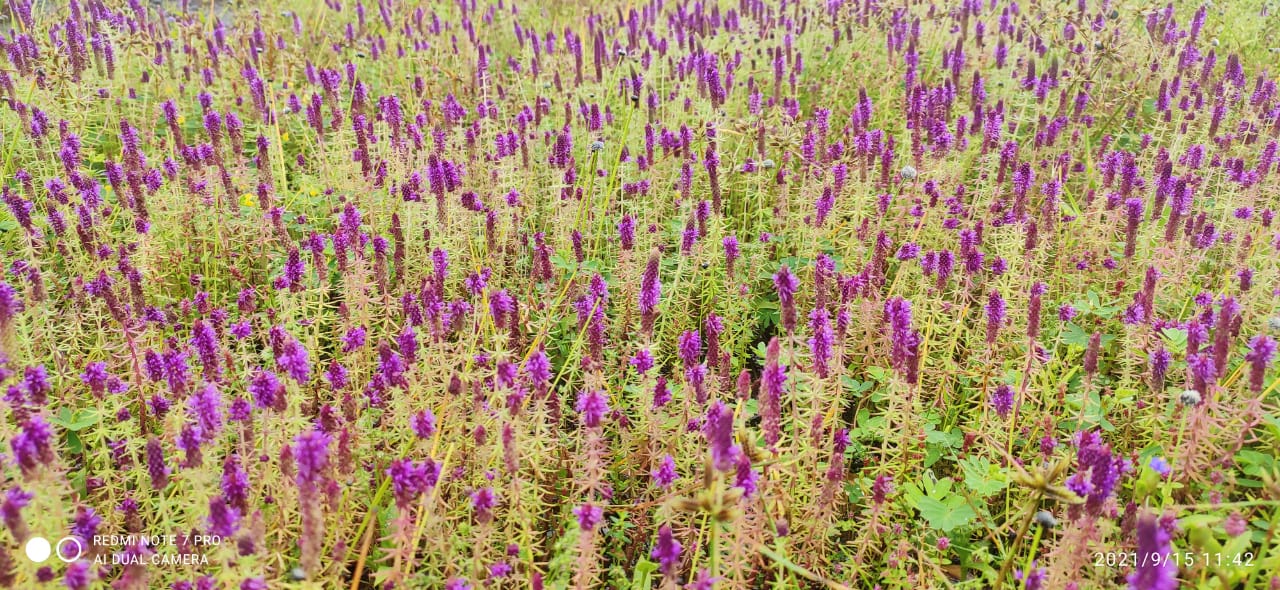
[1,0,1279,588]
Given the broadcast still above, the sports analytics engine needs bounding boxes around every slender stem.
[1022,522,1044,576]
[993,502,1037,590]
[709,517,720,580]
[1161,411,1188,507]
[708,474,721,579]
[689,512,709,572]
[752,540,852,590]
[348,503,380,590]
[401,443,456,580]
[1243,507,1279,590]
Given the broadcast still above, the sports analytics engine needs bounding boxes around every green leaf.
[865,365,892,384]
[50,408,101,432]
[1220,533,1255,568]
[378,503,397,536]
[754,297,780,328]
[858,415,886,434]
[67,411,101,432]
[51,407,74,428]
[629,559,658,590]
[1236,450,1276,476]
[925,426,962,448]
[69,469,87,497]
[924,444,944,468]
[840,376,873,394]
[1062,323,1115,349]
[66,432,83,455]
[845,482,863,504]
[1061,324,1090,348]
[549,253,575,272]
[960,457,1008,497]
[1159,328,1188,354]
[915,495,976,532]
[1179,514,1221,530]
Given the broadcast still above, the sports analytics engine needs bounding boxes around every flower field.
[1,0,1279,588]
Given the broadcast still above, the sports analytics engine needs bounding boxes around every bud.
[1034,510,1058,529]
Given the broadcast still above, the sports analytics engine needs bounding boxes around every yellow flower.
[281,133,289,142]
[240,193,258,208]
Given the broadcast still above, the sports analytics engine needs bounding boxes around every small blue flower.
[1149,456,1171,478]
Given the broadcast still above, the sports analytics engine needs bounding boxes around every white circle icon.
[24,537,51,563]
[56,537,85,562]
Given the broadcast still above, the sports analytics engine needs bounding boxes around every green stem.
[708,518,720,580]
[708,474,721,580]
[1243,506,1279,590]
[1161,414,1188,508]
[993,503,1037,590]
[1023,522,1044,576]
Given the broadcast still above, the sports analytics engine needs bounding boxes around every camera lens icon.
[24,536,84,563]
[23,537,51,563]
[56,537,85,562]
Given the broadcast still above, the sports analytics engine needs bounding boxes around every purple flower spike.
[639,250,662,336]
[677,330,701,369]
[989,384,1015,418]
[575,389,609,429]
[651,524,682,578]
[773,265,799,335]
[145,437,170,490]
[809,308,834,378]
[985,290,1006,346]
[1245,335,1276,393]
[293,428,332,486]
[9,414,55,473]
[411,409,437,439]
[573,503,603,532]
[703,400,739,472]
[618,215,636,250]
[630,347,654,376]
[1127,511,1177,590]
[651,454,678,489]
[884,297,921,384]
[470,487,497,525]
[722,236,740,276]
[760,337,786,448]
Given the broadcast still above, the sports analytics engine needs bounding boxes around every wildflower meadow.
[1,0,1279,588]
